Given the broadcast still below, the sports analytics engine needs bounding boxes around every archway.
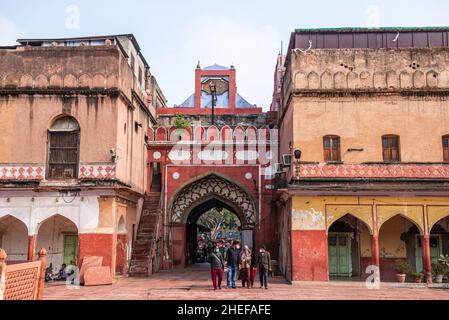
[378,215,423,281]
[116,216,128,275]
[36,214,79,273]
[327,214,372,279]
[427,216,449,272]
[169,174,257,268]
[185,197,242,265]
[0,215,29,262]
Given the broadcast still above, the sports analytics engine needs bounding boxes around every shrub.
[394,259,410,274]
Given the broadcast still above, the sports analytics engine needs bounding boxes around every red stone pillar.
[422,235,433,284]
[371,235,380,268]
[27,235,37,261]
[172,223,186,268]
[371,204,380,278]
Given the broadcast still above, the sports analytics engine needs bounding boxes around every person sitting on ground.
[45,263,53,282]
[56,263,68,281]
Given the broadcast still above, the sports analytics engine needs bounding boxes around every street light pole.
[209,81,216,125]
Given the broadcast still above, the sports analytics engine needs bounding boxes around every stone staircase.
[128,193,161,277]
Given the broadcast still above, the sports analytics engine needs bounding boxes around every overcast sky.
[1,0,448,109]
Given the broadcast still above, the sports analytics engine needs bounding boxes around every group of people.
[45,260,77,282]
[207,240,272,290]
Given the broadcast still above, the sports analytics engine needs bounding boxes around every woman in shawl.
[239,245,252,288]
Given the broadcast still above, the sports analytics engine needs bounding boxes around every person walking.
[249,250,257,288]
[207,245,225,290]
[225,240,240,289]
[239,245,252,288]
[255,245,271,289]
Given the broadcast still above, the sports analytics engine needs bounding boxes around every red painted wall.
[78,234,114,272]
[115,234,128,275]
[291,230,328,281]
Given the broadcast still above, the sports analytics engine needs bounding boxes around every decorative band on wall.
[78,164,116,179]
[0,166,44,180]
[299,163,449,179]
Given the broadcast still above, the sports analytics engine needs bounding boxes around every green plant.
[410,272,423,279]
[438,254,449,268]
[174,113,191,129]
[394,259,410,274]
[431,262,446,275]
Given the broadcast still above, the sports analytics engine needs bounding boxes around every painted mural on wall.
[291,208,325,230]
[170,175,256,224]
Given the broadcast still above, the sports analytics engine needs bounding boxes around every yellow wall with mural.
[291,196,449,236]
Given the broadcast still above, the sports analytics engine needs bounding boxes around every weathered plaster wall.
[281,48,449,166]
[288,195,449,281]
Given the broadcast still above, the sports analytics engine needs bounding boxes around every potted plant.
[432,262,446,283]
[410,272,424,283]
[394,259,410,283]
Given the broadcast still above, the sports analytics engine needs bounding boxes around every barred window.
[47,117,80,179]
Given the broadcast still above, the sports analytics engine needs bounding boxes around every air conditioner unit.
[282,154,292,167]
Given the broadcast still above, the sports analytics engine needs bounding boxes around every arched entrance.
[0,215,29,262]
[169,174,257,268]
[185,197,242,265]
[36,214,79,270]
[327,214,372,279]
[378,214,423,281]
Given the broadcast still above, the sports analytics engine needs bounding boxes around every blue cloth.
[227,266,238,288]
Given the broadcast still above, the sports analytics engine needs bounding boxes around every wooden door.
[63,234,79,265]
[328,233,352,277]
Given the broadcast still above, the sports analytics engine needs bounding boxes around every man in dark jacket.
[207,246,224,290]
[225,240,240,289]
[255,245,271,289]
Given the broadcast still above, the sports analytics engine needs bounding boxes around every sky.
[1,0,449,109]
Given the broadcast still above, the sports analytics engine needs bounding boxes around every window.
[47,117,80,179]
[443,135,449,162]
[138,67,143,85]
[382,135,400,162]
[130,55,135,72]
[323,135,341,162]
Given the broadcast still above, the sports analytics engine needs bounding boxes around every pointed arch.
[168,173,257,225]
[378,213,424,235]
[326,206,373,235]
[0,215,29,262]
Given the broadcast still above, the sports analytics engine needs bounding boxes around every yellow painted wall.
[378,215,407,258]
[291,195,449,236]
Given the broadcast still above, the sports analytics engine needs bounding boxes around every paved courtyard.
[44,264,449,300]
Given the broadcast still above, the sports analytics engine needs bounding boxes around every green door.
[328,233,352,277]
[63,234,79,265]
[416,235,441,272]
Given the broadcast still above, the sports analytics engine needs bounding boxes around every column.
[27,235,37,261]
[422,235,432,284]
[371,234,380,268]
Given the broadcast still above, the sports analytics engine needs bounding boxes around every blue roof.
[176,93,195,108]
[176,92,256,109]
[203,64,230,71]
[236,94,256,108]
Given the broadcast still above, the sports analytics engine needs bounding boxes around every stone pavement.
[44,264,449,300]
